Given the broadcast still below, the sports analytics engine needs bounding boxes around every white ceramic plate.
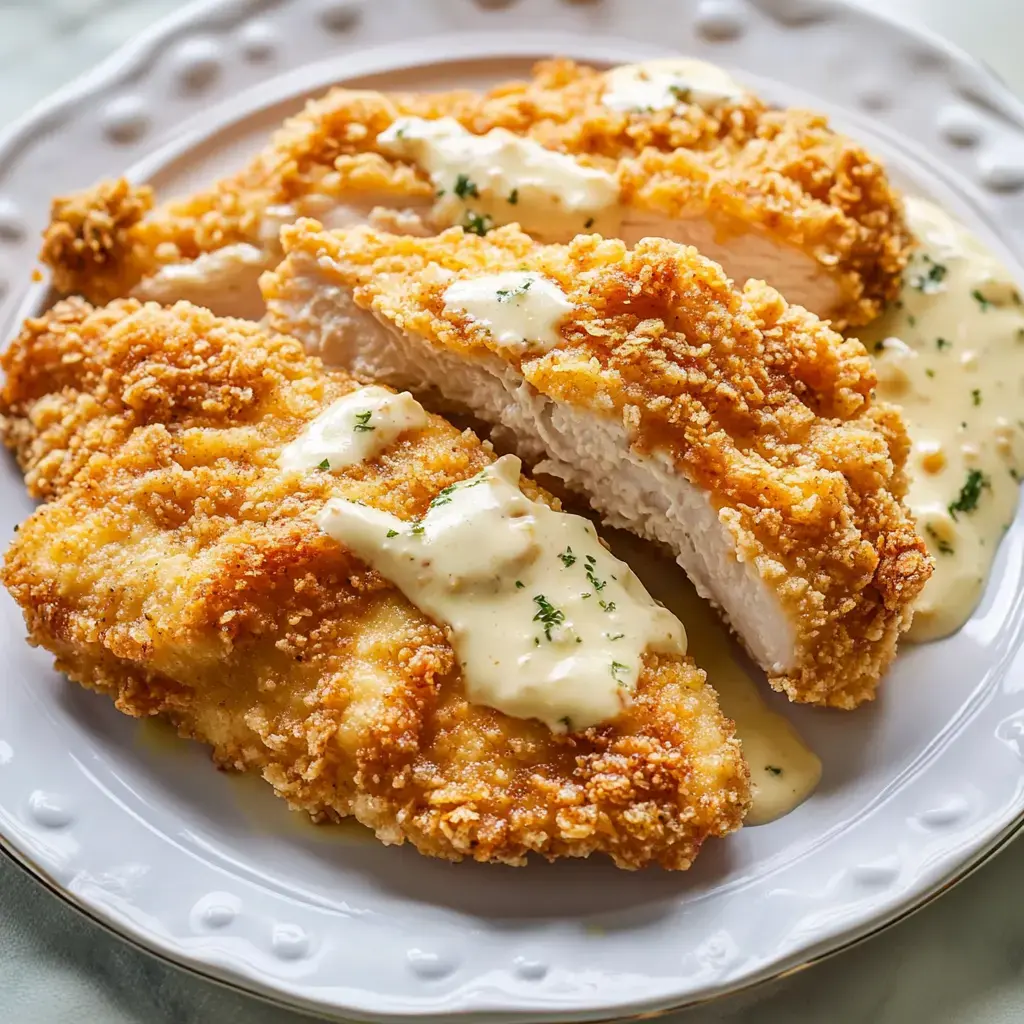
[3,1,1024,1021]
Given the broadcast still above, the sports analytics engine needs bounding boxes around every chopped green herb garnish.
[583,217,595,229]
[559,546,577,568]
[873,340,885,353]
[606,632,625,641]
[464,211,493,236]
[532,594,566,641]
[507,187,519,205]
[948,469,990,519]
[911,258,947,291]
[610,660,630,683]
[453,174,479,199]
[669,84,692,103]
[972,289,992,311]
[925,368,935,378]
[598,600,616,613]
[936,337,951,350]
[411,522,426,535]
[429,483,458,509]
[559,716,572,729]
[926,525,954,555]
[972,388,982,406]
[353,410,375,432]
[1011,467,1022,483]
[386,529,399,538]
[515,580,525,589]
[765,765,783,776]
[317,458,331,470]
[495,279,532,303]
[908,314,917,327]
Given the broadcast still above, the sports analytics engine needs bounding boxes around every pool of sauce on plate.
[857,197,1024,642]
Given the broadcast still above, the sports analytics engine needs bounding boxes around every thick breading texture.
[40,60,909,326]
[0,299,749,869]
[264,220,933,708]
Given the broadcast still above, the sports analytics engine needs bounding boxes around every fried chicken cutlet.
[0,298,749,869]
[40,59,909,327]
[263,221,933,709]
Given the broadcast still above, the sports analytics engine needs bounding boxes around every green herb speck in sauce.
[972,289,992,311]
[972,388,982,406]
[464,211,493,236]
[453,174,479,200]
[507,187,519,205]
[948,469,991,520]
[936,337,951,350]
[317,458,331,470]
[558,546,577,568]
[532,594,566,641]
[765,765,783,776]
[386,529,398,538]
[353,410,375,432]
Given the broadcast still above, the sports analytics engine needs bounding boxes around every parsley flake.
[765,765,783,776]
[926,525,954,555]
[317,458,331,470]
[532,594,565,641]
[559,546,577,568]
[610,660,630,684]
[453,174,479,199]
[972,388,982,406]
[353,411,375,432]
[386,529,399,538]
[464,211,493,236]
[972,289,992,311]
[515,580,525,589]
[507,188,519,205]
[936,337,951,350]
[948,469,990,519]
[583,217,595,229]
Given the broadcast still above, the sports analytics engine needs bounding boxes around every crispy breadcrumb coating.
[40,60,909,326]
[0,299,749,869]
[264,220,932,708]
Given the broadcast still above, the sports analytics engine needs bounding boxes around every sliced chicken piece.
[0,297,749,869]
[262,220,933,709]
[41,60,909,327]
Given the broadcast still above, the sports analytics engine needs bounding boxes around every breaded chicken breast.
[263,220,933,709]
[0,298,749,869]
[40,59,909,326]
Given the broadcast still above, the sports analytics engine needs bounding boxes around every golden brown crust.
[0,298,749,868]
[40,60,910,326]
[265,220,932,708]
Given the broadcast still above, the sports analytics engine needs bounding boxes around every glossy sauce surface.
[858,198,1024,641]
[317,455,686,732]
[279,385,428,473]
[377,116,621,241]
[602,58,746,112]
[442,272,573,353]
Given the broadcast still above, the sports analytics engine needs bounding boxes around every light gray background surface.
[1,1,1023,1022]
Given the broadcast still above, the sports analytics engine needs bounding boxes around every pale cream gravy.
[316,454,686,732]
[442,271,573,354]
[858,197,1024,642]
[377,116,621,241]
[279,385,428,473]
[603,58,746,113]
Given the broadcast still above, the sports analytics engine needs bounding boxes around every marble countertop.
[2,2,1024,1022]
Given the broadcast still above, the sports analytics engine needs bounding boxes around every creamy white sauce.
[858,197,1024,641]
[603,59,746,113]
[442,272,573,354]
[604,529,820,825]
[316,454,685,732]
[279,385,428,473]
[377,116,622,242]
